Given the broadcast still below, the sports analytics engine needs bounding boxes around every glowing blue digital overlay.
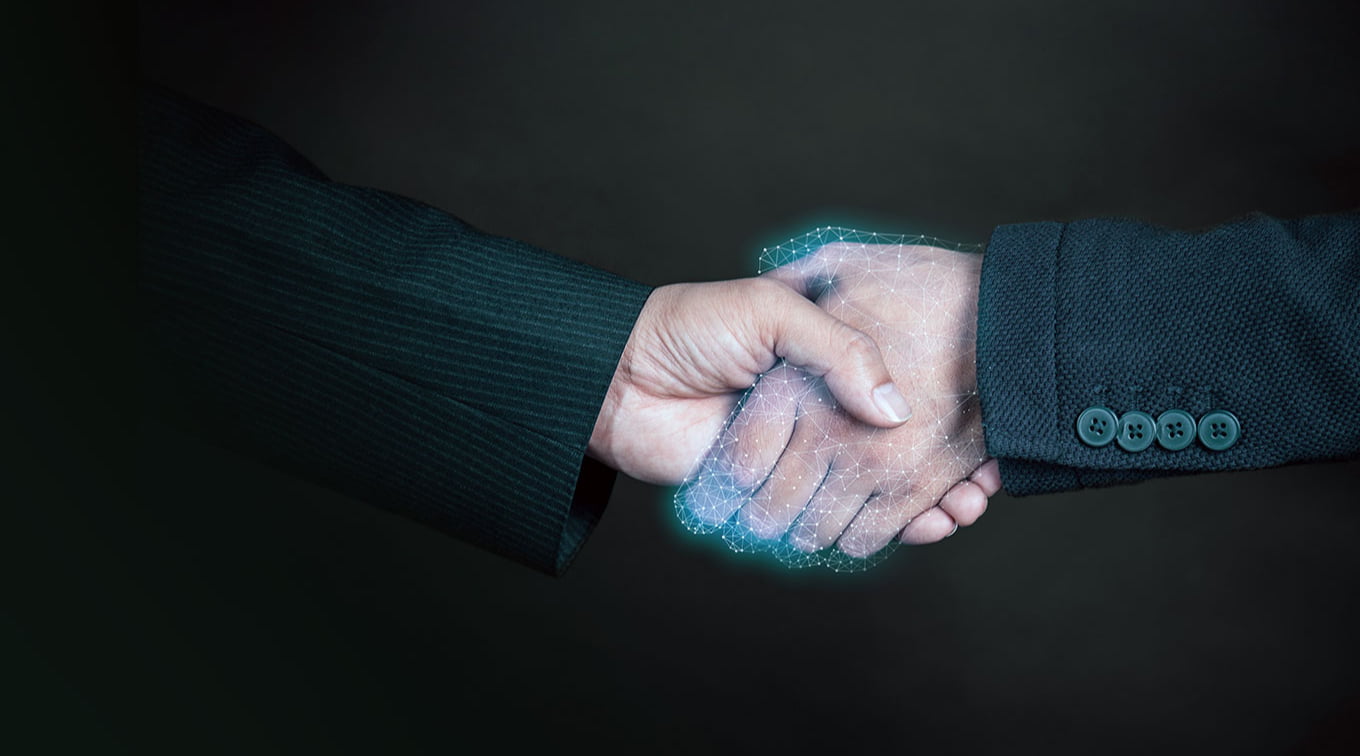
[673,226,981,571]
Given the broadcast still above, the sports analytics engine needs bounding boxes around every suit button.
[1198,410,1240,451]
[1077,406,1118,447]
[1155,409,1197,451]
[1116,410,1156,452]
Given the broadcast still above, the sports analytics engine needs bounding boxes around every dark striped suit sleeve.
[976,211,1360,495]
[139,86,654,574]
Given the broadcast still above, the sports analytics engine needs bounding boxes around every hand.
[681,240,998,561]
[587,277,914,485]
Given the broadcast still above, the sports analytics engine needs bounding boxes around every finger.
[937,480,988,527]
[735,412,837,541]
[897,506,959,545]
[722,363,806,489]
[676,364,809,529]
[763,289,911,429]
[786,469,876,553]
[836,487,926,559]
[676,469,744,532]
[970,458,1002,497]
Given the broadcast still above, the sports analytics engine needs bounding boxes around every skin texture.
[587,276,910,485]
[686,243,995,556]
[589,246,998,550]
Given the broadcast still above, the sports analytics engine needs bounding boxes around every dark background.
[11,1,1360,753]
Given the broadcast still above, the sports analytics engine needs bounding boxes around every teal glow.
[673,224,981,572]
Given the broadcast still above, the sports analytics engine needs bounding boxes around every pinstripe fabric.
[140,86,654,574]
[977,211,1360,495]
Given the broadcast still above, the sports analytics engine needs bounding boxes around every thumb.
[763,287,911,428]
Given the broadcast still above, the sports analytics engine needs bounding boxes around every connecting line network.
[675,227,984,571]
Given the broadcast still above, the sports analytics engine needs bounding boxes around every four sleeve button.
[1076,406,1118,447]
[1116,410,1156,452]
[1198,410,1241,451]
[1155,409,1197,451]
[1077,406,1240,452]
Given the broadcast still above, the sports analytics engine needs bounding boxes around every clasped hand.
[588,234,1000,568]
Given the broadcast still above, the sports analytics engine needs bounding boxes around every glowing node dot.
[676,226,983,571]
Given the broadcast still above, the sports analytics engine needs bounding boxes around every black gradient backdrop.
[15,1,1360,753]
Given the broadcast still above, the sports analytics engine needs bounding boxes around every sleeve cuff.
[976,221,1072,495]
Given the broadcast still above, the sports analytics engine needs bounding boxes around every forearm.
[140,86,653,573]
[976,211,1360,495]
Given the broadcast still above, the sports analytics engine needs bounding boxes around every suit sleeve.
[975,211,1360,495]
[139,86,654,574]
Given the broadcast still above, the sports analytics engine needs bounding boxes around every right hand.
[681,241,1000,560]
[588,276,913,486]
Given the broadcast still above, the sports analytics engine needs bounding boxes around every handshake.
[588,229,1002,570]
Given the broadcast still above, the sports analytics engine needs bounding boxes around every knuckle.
[682,481,738,527]
[739,504,781,540]
[786,526,820,554]
[730,462,764,491]
[837,325,880,361]
[745,275,794,303]
[837,534,872,560]
[811,526,842,551]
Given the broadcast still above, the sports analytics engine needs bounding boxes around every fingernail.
[872,382,912,423]
[946,522,959,538]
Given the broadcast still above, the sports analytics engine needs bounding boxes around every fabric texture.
[977,211,1360,495]
[140,86,654,575]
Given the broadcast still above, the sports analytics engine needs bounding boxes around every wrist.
[588,307,647,471]
[587,377,623,469]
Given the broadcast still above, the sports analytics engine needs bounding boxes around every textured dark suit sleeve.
[976,211,1360,495]
[139,87,654,574]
